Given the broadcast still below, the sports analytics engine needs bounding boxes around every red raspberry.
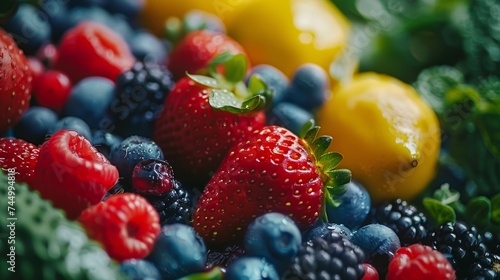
[362,263,379,280]
[32,130,119,219]
[32,70,72,112]
[0,138,39,186]
[387,244,456,280]
[53,21,135,83]
[79,193,161,262]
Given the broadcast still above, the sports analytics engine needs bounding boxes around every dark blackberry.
[111,61,175,138]
[467,250,500,280]
[205,244,246,268]
[285,232,365,280]
[482,231,500,255]
[425,221,485,278]
[370,199,428,246]
[144,180,193,226]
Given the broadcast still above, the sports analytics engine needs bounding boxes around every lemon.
[226,0,350,77]
[318,73,441,202]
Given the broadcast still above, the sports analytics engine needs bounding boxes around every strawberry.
[0,28,32,134]
[193,122,351,244]
[0,138,39,186]
[154,53,269,186]
[167,30,249,80]
[53,21,135,83]
[79,193,161,262]
[32,129,119,219]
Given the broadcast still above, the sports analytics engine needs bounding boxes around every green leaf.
[476,113,500,160]
[326,169,351,188]
[224,54,248,84]
[299,120,315,139]
[311,136,332,159]
[491,194,500,224]
[207,51,233,76]
[176,266,223,280]
[187,73,222,88]
[325,183,348,198]
[319,152,343,171]
[432,183,466,215]
[248,74,267,95]
[423,197,456,225]
[304,126,319,146]
[465,196,491,230]
[209,89,265,113]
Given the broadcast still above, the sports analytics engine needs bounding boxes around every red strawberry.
[193,123,351,244]
[32,130,119,219]
[53,21,135,83]
[387,244,455,280]
[0,138,39,185]
[79,193,161,262]
[154,53,268,186]
[0,28,32,133]
[167,30,248,80]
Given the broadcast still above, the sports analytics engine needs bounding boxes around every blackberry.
[111,61,175,138]
[482,231,500,255]
[144,180,194,226]
[370,199,429,246]
[467,250,500,280]
[205,244,246,268]
[285,232,365,280]
[425,221,486,278]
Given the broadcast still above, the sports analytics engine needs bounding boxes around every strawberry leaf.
[312,136,332,160]
[319,152,343,172]
[492,194,500,224]
[177,266,223,280]
[465,196,491,230]
[248,74,267,95]
[304,126,320,146]
[326,169,351,189]
[187,73,223,88]
[209,89,265,113]
[423,197,456,226]
[207,51,233,77]
[224,54,248,84]
[299,120,315,139]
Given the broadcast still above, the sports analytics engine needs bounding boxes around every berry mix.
[0,1,499,280]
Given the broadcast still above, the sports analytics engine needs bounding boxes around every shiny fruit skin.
[318,73,440,203]
[226,0,350,77]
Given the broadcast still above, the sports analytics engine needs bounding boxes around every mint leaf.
[465,196,491,230]
[476,113,500,160]
[491,194,500,224]
[224,54,247,84]
[423,197,456,225]
[432,183,466,215]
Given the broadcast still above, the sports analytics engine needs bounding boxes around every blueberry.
[67,0,106,8]
[91,130,122,159]
[225,257,280,280]
[108,135,164,188]
[105,0,144,19]
[325,181,371,230]
[244,213,301,274]
[48,116,92,141]
[2,4,51,55]
[119,259,161,280]
[183,10,226,34]
[39,0,69,42]
[65,6,133,39]
[63,77,115,129]
[302,222,352,242]
[127,30,168,65]
[147,224,206,280]
[13,106,58,145]
[247,65,288,108]
[350,224,401,278]
[283,64,330,111]
[266,102,314,136]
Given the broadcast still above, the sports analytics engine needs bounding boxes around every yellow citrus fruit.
[318,73,441,203]
[139,0,251,36]
[226,0,350,77]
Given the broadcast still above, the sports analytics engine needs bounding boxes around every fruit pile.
[0,0,499,280]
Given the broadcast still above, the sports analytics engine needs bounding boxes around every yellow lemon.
[318,73,440,203]
[226,0,350,77]
[140,0,251,36]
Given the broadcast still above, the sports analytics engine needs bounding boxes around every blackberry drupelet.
[285,232,365,280]
[482,231,500,255]
[145,180,194,226]
[370,199,429,246]
[467,248,500,280]
[111,61,175,138]
[425,221,487,279]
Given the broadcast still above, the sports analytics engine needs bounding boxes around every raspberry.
[53,21,135,83]
[0,138,39,186]
[32,70,72,112]
[387,244,455,280]
[370,199,429,246]
[32,130,119,219]
[362,263,379,280]
[79,193,161,262]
